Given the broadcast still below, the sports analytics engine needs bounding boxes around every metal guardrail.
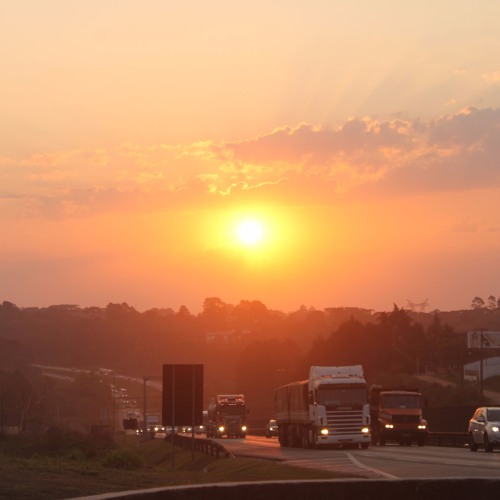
[166,433,232,458]
[249,429,471,448]
[427,432,468,447]
[166,431,469,456]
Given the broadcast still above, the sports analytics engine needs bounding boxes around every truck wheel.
[484,434,493,452]
[300,429,308,448]
[288,426,297,447]
[279,427,288,447]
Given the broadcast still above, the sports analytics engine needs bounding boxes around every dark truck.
[206,394,247,438]
[369,385,428,446]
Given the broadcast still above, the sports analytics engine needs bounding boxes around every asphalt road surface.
[215,435,500,479]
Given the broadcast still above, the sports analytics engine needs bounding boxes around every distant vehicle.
[369,385,428,446]
[153,425,167,439]
[122,417,138,430]
[265,419,278,438]
[195,410,208,434]
[135,424,167,438]
[468,407,500,452]
[206,394,248,438]
[274,365,371,449]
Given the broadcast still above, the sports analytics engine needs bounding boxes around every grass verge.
[0,433,362,500]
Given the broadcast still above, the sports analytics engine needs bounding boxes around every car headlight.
[492,426,500,432]
[418,424,427,430]
[385,424,394,429]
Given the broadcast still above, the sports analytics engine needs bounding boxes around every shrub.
[101,449,144,469]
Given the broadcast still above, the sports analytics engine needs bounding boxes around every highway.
[211,435,500,479]
[32,364,500,478]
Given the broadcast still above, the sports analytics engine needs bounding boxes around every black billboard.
[162,364,203,427]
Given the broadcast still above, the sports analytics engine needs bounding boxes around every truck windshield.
[381,394,420,409]
[220,405,245,416]
[317,386,367,406]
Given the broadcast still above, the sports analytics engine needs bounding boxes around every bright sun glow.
[236,220,264,245]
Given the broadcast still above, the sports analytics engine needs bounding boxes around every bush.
[101,449,144,469]
[0,426,115,459]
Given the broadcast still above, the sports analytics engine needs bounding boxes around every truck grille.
[326,410,364,434]
[392,415,420,424]
[224,417,241,428]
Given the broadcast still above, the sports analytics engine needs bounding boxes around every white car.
[468,406,500,452]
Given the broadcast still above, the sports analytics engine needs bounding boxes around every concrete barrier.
[71,478,500,500]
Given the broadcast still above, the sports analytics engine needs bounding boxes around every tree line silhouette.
[2,298,500,429]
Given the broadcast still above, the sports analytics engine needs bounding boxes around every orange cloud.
[3,107,500,218]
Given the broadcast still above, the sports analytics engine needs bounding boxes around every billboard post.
[466,330,500,400]
[162,364,203,469]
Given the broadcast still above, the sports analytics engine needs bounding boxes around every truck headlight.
[418,424,427,430]
[241,425,247,432]
[492,426,499,432]
[320,428,329,435]
[361,427,370,434]
[384,424,394,429]
[218,426,225,432]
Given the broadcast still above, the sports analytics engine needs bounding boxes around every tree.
[471,297,485,310]
[200,297,229,330]
[425,313,461,372]
[233,300,269,328]
[487,295,497,310]
[0,301,19,321]
[375,305,426,375]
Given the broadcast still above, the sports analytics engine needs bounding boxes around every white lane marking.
[284,452,395,479]
[345,452,399,479]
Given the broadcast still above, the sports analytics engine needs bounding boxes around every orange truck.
[369,385,428,446]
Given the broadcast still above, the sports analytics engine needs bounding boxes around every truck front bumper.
[316,432,371,447]
[380,428,428,443]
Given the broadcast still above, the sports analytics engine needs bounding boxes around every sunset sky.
[2,1,500,314]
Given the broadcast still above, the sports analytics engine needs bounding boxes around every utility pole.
[479,329,484,400]
[143,377,148,435]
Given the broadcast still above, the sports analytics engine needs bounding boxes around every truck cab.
[369,385,428,446]
[206,394,248,439]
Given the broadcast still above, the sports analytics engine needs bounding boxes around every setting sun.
[236,220,264,246]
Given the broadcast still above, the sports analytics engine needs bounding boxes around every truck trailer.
[206,394,248,438]
[369,385,428,446]
[274,365,371,449]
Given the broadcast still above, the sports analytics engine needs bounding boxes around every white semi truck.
[274,365,371,449]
